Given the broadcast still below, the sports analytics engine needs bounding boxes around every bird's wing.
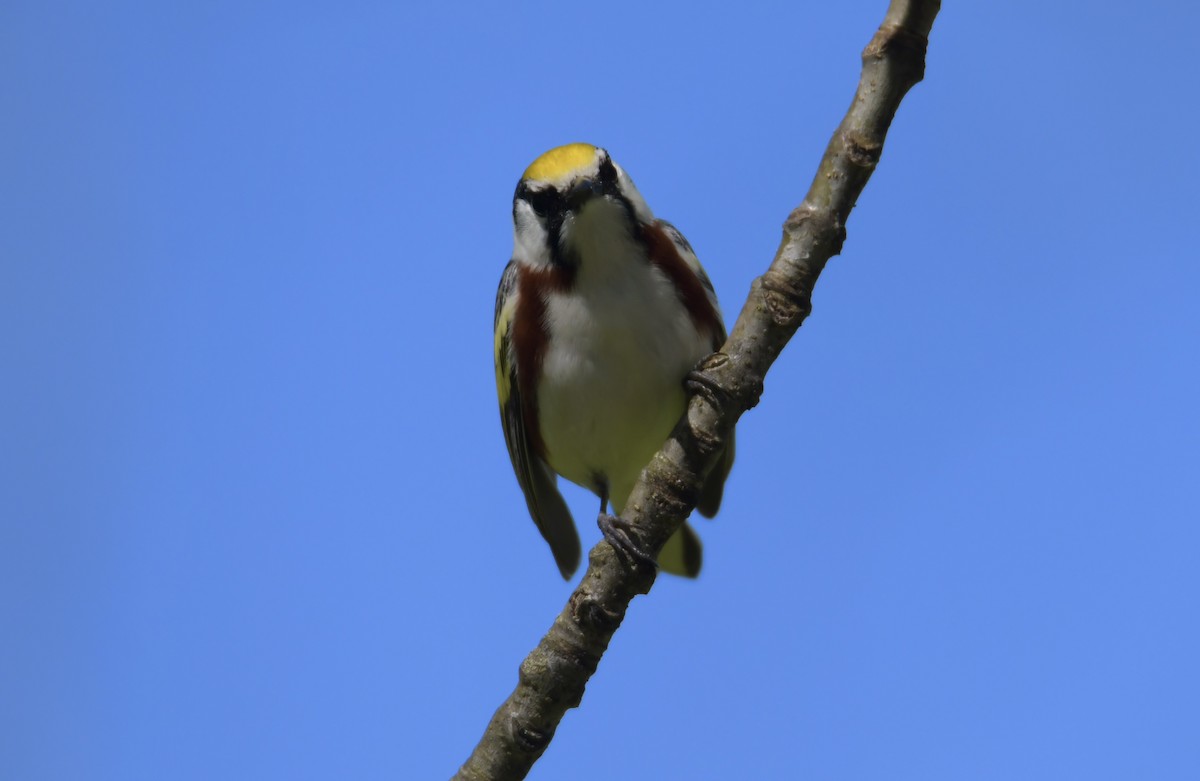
[494,260,581,579]
[656,221,736,518]
[657,220,722,315]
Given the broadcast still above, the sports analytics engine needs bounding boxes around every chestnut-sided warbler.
[494,143,735,579]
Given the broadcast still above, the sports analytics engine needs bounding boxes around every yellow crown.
[522,143,598,182]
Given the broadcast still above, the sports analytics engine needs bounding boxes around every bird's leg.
[595,491,657,571]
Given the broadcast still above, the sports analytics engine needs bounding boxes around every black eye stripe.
[515,181,564,218]
[598,156,618,184]
[529,189,561,217]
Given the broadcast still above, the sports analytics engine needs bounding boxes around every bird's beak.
[565,177,603,212]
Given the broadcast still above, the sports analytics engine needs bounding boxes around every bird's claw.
[686,367,732,408]
[597,513,658,572]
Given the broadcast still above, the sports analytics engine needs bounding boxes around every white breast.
[537,217,711,513]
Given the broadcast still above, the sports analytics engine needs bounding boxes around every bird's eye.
[526,188,561,218]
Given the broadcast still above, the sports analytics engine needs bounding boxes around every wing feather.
[495,260,580,578]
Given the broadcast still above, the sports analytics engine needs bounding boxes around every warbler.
[494,143,735,579]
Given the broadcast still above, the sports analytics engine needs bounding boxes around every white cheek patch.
[512,201,552,266]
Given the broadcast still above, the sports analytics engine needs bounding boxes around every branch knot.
[759,268,812,328]
[865,23,929,64]
[508,713,551,753]
[842,130,882,170]
[864,23,929,84]
[570,591,622,634]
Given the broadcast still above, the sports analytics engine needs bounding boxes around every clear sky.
[3,2,1198,779]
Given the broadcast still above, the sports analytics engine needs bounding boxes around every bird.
[494,143,735,579]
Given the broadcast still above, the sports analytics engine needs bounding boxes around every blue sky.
[3,2,1198,779]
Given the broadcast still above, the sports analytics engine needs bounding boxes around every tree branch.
[453,2,941,778]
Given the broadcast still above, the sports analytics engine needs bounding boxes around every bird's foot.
[597,513,658,572]
[686,366,732,407]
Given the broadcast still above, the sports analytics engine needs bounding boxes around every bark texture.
[454,2,941,778]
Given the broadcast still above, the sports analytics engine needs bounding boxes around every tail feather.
[657,521,703,578]
[529,461,581,579]
[696,432,735,518]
